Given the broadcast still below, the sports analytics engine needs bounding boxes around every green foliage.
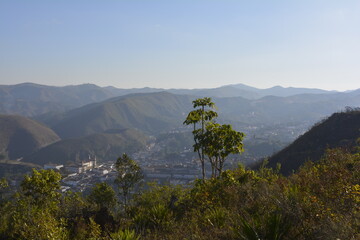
[0,178,8,192]
[71,217,102,240]
[87,182,116,210]
[0,178,10,206]
[115,153,143,208]
[133,203,173,232]
[184,97,218,180]
[110,229,140,240]
[60,191,87,219]
[0,169,68,239]
[9,202,68,240]
[234,213,289,240]
[86,218,102,240]
[130,183,185,235]
[184,97,245,179]
[199,122,245,177]
[20,169,61,207]
[204,207,228,229]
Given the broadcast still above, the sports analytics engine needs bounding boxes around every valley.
[1,82,354,191]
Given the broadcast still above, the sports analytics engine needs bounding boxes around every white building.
[44,164,64,170]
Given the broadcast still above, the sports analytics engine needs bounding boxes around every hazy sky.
[1,1,359,91]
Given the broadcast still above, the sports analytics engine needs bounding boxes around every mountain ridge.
[264,110,360,175]
[0,82,348,117]
[22,128,148,166]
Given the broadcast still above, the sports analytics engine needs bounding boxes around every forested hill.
[39,90,360,140]
[0,114,60,160]
[22,128,148,165]
[265,110,360,175]
[46,92,194,139]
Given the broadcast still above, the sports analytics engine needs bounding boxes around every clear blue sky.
[1,0,359,91]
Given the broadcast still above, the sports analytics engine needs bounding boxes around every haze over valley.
[1,2,360,238]
[1,82,359,187]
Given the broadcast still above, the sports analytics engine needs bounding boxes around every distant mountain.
[0,114,60,160]
[105,85,260,99]
[216,91,360,125]
[229,83,334,97]
[0,82,347,118]
[346,88,360,96]
[37,90,360,141]
[0,83,117,116]
[264,110,360,175]
[103,86,164,96]
[23,128,148,165]
[170,86,260,99]
[45,92,193,139]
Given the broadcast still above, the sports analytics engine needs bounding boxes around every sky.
[0,0,359,91]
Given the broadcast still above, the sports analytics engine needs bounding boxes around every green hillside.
[0,114,60,160]
[49,92,194,139]
[264,110,360,175]
[22,128,148,165]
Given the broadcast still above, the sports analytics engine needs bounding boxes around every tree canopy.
[184,97,245,179]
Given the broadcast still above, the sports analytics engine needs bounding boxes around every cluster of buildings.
[43,156,117,192]
[40,148,203,192]
[44,155,97,174]
[60,162,117,193]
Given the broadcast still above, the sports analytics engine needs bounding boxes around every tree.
[184,97,218,180]
[7,169,68,239]
[114,153,143,209]
[184,97,245,179]
[0,178,8,202]
[10,204,68,240]
[201,123,245,177]
[20,169,61,207]
[88,182,116,210]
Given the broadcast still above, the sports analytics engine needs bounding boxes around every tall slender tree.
[184,97,218,180]
[185,97,245,179]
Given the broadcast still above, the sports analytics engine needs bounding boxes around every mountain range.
[35,89,360,140]
[0,82,359,168]
[1,82,357,117]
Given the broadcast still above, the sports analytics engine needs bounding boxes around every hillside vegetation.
[48,92,193,138]
[23,128,148,165]
[265,110,360,175]
[0,114,60,160]
[0,147,358,239]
